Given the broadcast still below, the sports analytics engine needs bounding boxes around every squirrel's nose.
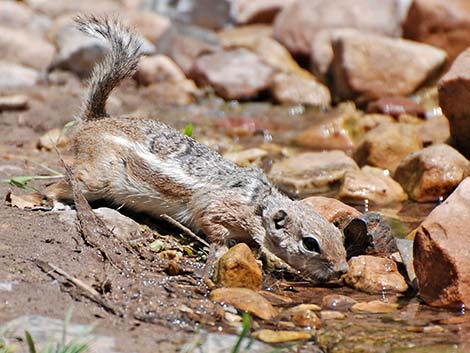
[334,262,349,276]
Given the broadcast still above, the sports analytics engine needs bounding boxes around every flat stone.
[273,0,401,57]
[302,196,361,230]
[403,0,470,66]
[395,144,470,202]
[322,294,357,311]
[231,0,295,24]
[351,300,399,314]
[213,243,263,290]
[320,311,346,320]
[271,72,331,107]
[223,148,268,167]
[330,29,446,102]
[354,123,423,172]
[269,151,358,195]
[210,288,278,320]
[194,332,272,353]
[438,48,470,158]
[252,329,313,343]
[0,61,39,88]
[343,255,408,294]
[0,26,55,71]
[338,169,408,206]
[0,95,29,111]
[295,102,364,153]
[413,178,470,309]
[191,48,273,100]
[279,304,321,328]
[218,24,273,49]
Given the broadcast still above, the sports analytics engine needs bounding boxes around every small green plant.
[2,175,63,191]
[183,124,194,138]
[231,312,253,353]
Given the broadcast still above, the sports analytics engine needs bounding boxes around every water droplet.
[363,199,369,213]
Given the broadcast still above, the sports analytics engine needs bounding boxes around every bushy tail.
[75,15,142,121]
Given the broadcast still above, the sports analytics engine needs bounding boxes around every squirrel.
[47,15,348,283]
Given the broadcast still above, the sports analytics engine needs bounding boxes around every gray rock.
[395,238,416,289]
[191,48,273,100]
[273,0,402,57]
[0,315,117,353]
[0,61,40,88]
[184,331,272,353]
[269,151,358,195]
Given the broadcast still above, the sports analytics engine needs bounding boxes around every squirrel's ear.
[272,209,288,229]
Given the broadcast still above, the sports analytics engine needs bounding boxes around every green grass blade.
[25,331,38,353]
[184,124,194,138]
[231,312,251,353]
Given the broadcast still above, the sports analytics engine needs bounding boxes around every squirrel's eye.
[302,237,321,253]
[273,210,287,229]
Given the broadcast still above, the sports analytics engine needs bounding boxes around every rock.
[194,332,272,353]
[395,238,416,289]
[322,294,357,311]
[394,144,470,202]
[231,0,295,24]
[146,0,231,30]
[140,81,199,105]
[278,304,321,328]
[223,148,268,167]
[271,72,331,107]
[351,300,399,314]
[338,169,408,206]
[413,178,470,309]
[354,123,423,172]
[252,330,313,343]
[295,102,364,152]
[27,0,121,19]
[359,114,395,133]
[366,96,426,119]
[403,0,470,66]
[0,95,29,111]
[0,61,40,89]
[191,48,273,100]
[164,28,220,76]
[438,48,470,158]
[320,311,346,320]
[302,196,361,230]
[213,243,263,290]
[0,1,50,35]
[269,151,359,195]
[126,11,171,44]
[135,55,188,85]
[418,115,450,147]
[50,18,110,78]
[210,288,278,320]
[218,24,273,49]
[0,315,117,353]
[0,27,55,71]
[37,128,70,150]
[58,208,142,241]
[344,255,408,294]
[330,30,447,102]
[273,0,402,58]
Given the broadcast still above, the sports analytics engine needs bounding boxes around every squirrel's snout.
[333,262,349,277]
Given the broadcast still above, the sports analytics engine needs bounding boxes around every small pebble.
[320,311,346,320]
[322,294,357,311]
[351,300,398,314]
[252,329,313,343]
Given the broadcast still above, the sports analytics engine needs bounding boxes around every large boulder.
[413,177,470,309]
[190,48,273,100]
[395,144,470,202]
[329,30,447,102]
[438,48,470,158]
[273,0,401,58]
[403,0,470,66]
